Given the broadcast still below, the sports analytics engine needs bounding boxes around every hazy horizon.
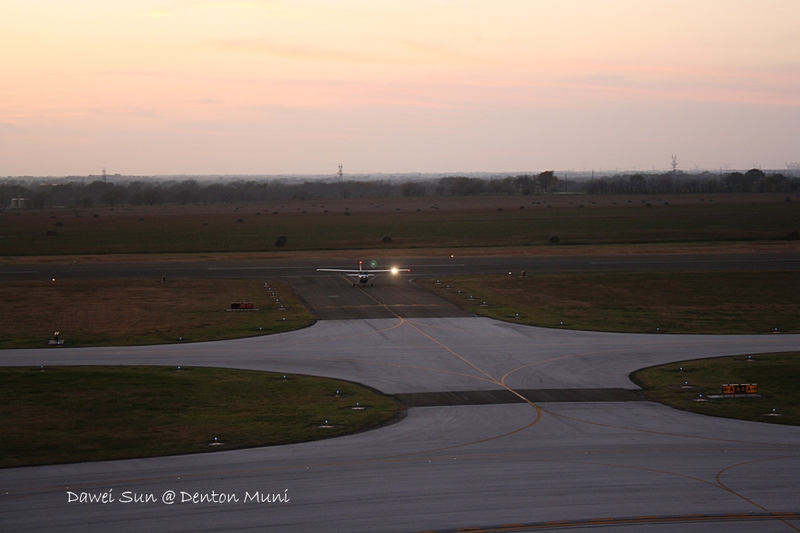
[6,167,799,185]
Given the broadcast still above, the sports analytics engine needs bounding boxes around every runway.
[2,254,800,531]
[2,251,799,283]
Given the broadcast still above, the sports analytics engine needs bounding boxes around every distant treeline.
[583,169,799,195]
[2,169,797,209]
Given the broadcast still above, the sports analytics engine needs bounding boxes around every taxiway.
[1,255,799,532]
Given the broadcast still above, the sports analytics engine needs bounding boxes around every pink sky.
[1,1,799,176]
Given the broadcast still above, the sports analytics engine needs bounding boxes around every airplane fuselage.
[316,262,409,287]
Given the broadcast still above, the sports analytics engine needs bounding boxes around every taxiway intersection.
[1,256,799,532]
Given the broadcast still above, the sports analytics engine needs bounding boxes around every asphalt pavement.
[2,252,799,282]
[2,316,800,532]
[2,252,800,532]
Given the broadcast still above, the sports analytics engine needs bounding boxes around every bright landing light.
[391,267,398,275]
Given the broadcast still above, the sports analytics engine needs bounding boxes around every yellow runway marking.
[355,287,545,425]
[495,346,800,524]
[716,456,800,532]
[11,281,798,531]
[9,287,545,498]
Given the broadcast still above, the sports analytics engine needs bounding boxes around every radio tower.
[337,163,343,181]
[670,155,678,176]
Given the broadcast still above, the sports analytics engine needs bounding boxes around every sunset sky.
[1,1,799,176]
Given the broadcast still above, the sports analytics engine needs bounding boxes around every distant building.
[10,198,30,209]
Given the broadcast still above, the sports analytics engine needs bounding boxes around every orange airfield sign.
[722,383,758,395]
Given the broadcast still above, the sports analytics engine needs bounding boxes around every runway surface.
[2,251,799,283]
[2,316,800,532]
[2,253,800,532]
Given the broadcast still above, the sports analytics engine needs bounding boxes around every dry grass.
[419,271,800,334]
[2,194,798,257]
[0,279,314,349]
[631,353,800,426]
[0,366,399,467]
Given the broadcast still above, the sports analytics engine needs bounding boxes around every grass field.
[2,198,798,256]
[418,271,800,334]
[631,353,800,426]
[0,279,315,349]
[0,366,399,467]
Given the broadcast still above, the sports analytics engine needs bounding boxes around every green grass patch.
[418,271,800,334]
[0,279,315,349]
[2,201,798,256]
[631,353,800,426]
[0,366,399,468]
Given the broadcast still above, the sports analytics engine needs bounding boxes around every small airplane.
[317,261,410,286]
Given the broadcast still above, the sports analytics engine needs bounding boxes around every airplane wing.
[316,268,410,275]
[317,261,410,286]
[316,269,369,278]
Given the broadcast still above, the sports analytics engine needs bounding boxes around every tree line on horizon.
[1,169,797,209]
[584,168,797,195]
